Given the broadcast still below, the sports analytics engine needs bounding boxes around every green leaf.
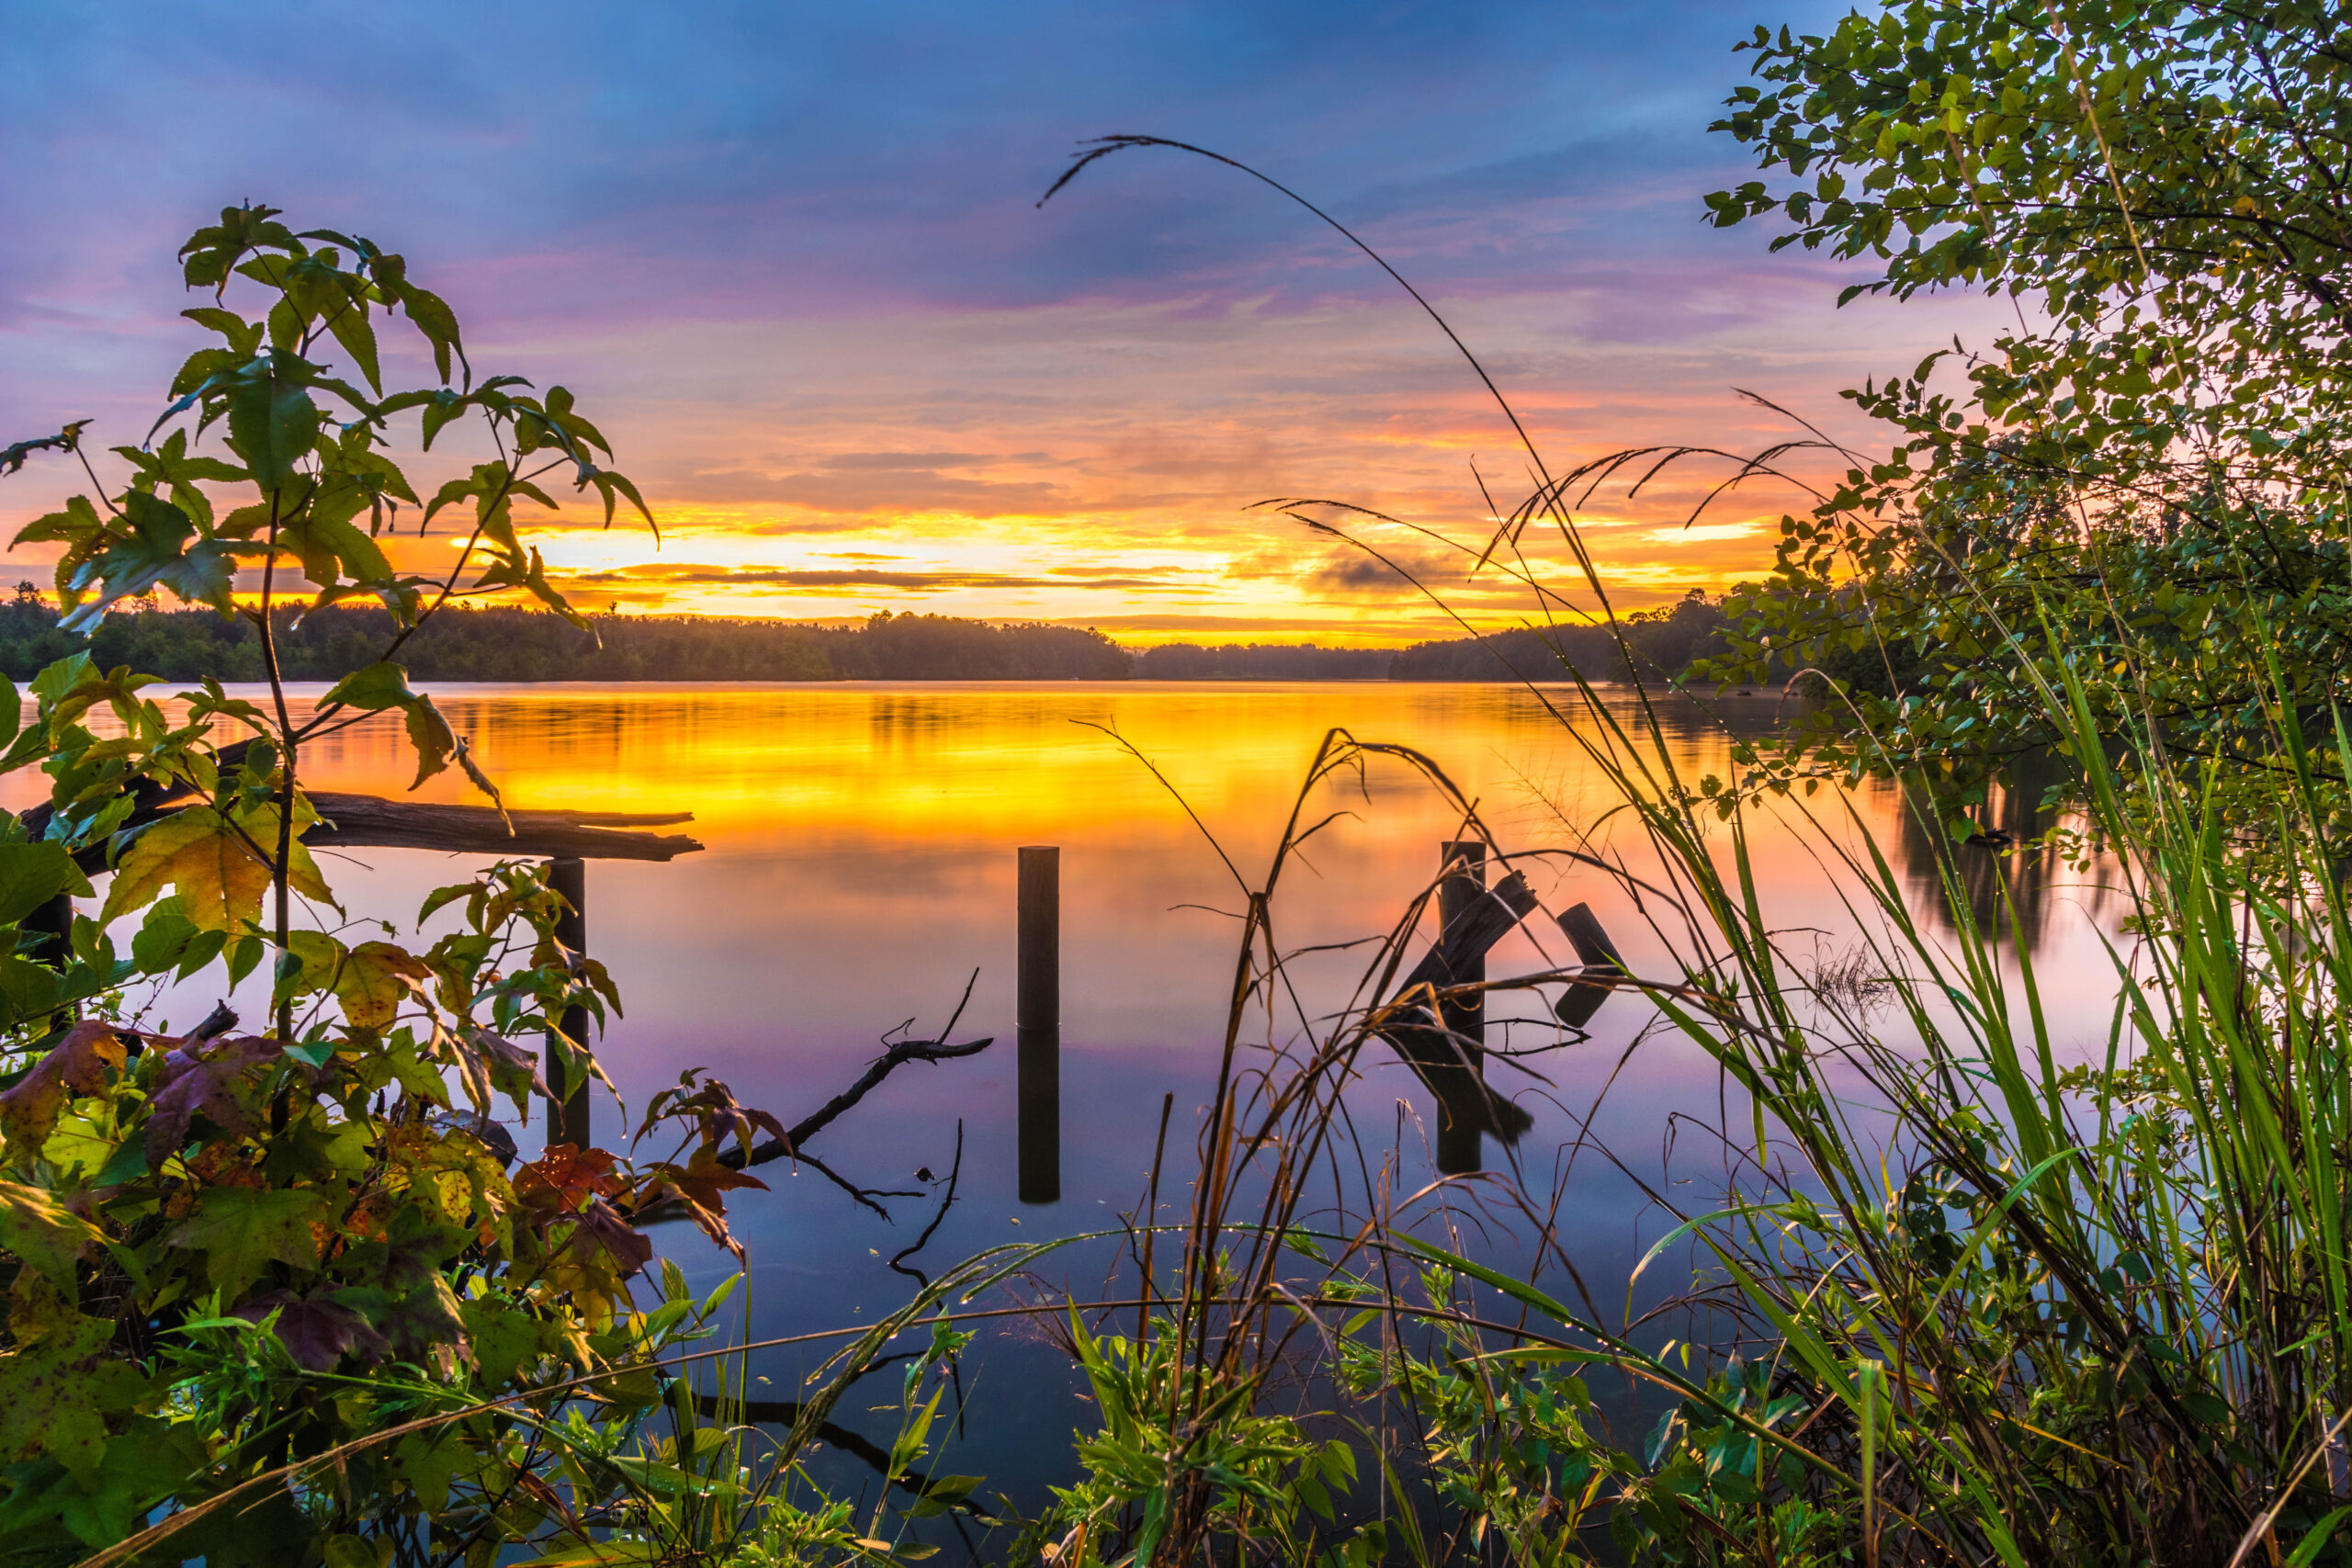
[322,299,383,395]
[401,286,469,387]
[2288,1506,2352,1568]
[179,202,293,292]
[586,467,658,536]
[277,507,392,592]
[318,663,454,786]
[0,842,90,927]
[0,1179,104,1287]
[0,958,66,1030]
[166,1186,327,1298]
[180,308,264,358]
[224,353,323,492]
[319,660,422,715]
[55,492,239,630]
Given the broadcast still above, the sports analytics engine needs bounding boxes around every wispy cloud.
[0,0,2003,641]
[561,563,1199,593]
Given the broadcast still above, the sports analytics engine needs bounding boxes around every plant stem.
[258,493,297,1040]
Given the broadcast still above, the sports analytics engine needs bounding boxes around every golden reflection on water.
[285,681,1737,852]
[0,677,2130,1438]
[3,680,2116,1190]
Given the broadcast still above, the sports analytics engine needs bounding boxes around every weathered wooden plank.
[1435,840,1487,1050]
[1554,902,1624,1029]
[305,794,702,861]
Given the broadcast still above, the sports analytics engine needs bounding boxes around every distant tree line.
[1134,642,1394,679]
[0,584,1740,684]
[0,595,1132,682]
[1388,590,1737,682]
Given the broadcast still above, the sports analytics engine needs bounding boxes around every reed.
[1001,121,2352,1564]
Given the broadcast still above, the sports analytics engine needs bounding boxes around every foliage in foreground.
[20,2,2352,1562]
[997,3,2352,1565]
[1689,0,2352,831]
[0,206,865,1566]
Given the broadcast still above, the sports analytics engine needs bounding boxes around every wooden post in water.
[1434,840,1487,1175]
[548,857,594,1149]
[24,890,71,1036]
[1016,845,1061,1204]
[24,891,70,963]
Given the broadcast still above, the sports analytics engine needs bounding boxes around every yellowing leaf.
[282,929,342,995]
[103,808,267,931]
[102,802,334,931]
[336,941,431,1032]
[0,1179,104,1288]
[0,1021,126,1151]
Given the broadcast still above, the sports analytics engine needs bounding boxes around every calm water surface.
[6,681,2126,1514]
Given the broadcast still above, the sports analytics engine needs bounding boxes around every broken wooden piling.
[1375,844,1538,1176]
[1554,901,1626,1030]
[1433,840,1488,1174]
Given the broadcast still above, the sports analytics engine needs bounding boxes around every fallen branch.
[723,973,993,1172]
[769,1145,923,1223]
[889,1121,965,1285]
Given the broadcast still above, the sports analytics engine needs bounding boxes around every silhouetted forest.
[1387,590,1735,682]
[0,595,1130,682]
[0,585,1736,684]
[1134,643,1393,679]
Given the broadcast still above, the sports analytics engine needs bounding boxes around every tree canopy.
[1695,1,2352,822]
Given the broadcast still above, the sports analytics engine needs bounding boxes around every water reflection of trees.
[1887,749,2109,954]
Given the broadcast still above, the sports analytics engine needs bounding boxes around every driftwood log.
[306,794,700,862]
[14,733,702,867]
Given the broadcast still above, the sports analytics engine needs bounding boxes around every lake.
[1,680,2127,1514]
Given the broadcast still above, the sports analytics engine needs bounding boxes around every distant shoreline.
[0,598,1742,687]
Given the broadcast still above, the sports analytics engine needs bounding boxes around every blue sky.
[0,0,1994,639]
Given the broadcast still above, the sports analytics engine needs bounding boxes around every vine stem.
[257,490,297,1041]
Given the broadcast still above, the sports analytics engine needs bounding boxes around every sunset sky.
[0,0,1999,645]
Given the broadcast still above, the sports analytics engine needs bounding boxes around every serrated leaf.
[322,301,382,396]
[0,1022,126,1151]
[224,355,323,492]
[0,1179,104,1287]
[166,1186,326,1298]
[336,940,430,1032]
[101,803,332,932]
[401,286,468,387]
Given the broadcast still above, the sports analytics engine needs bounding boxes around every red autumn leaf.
[637,1148,766,1258]
[514,1144,625,1215]
[143,1035,285,1166]
[637,1073,784,1156]
[567,1198,652,1278]
[0,1022,126,1150]
[235,1289,391,1372]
